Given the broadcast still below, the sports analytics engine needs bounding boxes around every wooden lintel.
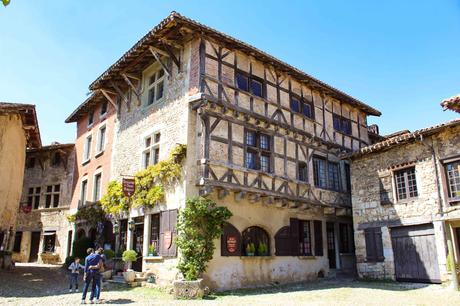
[149,47,171,76]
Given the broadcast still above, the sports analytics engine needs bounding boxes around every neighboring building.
[0,103,40,253]
[347,109,460,283]
[69,12,381,290]
[65,92,116,243]
[13,143,75,264]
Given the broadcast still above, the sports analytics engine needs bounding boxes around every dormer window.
[147,68,165,106]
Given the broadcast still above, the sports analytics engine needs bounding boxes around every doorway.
[326,222,336,269]
[29,232,41,262]
[131,217,144,272]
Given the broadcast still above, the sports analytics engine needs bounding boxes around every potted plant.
[246,243,255,256]
[257,242,268,256]
[148,243,157,256]
[122,249,137,283]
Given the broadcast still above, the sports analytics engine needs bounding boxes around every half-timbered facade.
[77,12,380,290]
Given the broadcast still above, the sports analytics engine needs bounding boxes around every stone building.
[0,103,40,254]
[346,101,460,283]
[68,12,381,290]
[65,92,117,244]
[13,143,76,264]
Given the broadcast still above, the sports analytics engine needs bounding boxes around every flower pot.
[123,269,136,283]
[173,278,206,299]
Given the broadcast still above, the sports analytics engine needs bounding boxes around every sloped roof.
[86,11,380,116]
[441,94,460,113]
[27,142,74,153]
[344,118,460,159]
[65,91,105,123]
[0,102,41,148]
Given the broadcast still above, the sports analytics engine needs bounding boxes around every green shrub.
[122,250,138,263]
[103,249,115,260]
[176,197,232,281]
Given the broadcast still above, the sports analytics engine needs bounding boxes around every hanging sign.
[164,231,172,250]
[21,204,32,214]
[226,235,238,253]
[122,178,135,197]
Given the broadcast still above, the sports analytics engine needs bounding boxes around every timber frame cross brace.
[148,45,181,76]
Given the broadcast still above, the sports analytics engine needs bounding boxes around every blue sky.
[1,1,459,145]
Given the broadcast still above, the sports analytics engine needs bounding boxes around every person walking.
[95,248,106,297]
[68,257,84,293]
[81,248,102,304]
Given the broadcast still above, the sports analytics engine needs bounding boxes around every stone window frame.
[92,171,102,202]
[141,131,161,169]
[443,159,460,203]
[82,132,93,164]
[80,178,88,206]
[43,231,56,253]
[28,186,41,210]
[95,123,107,156]
[44,184,60,208]
[393,166,418,201]
[143,62,166,107]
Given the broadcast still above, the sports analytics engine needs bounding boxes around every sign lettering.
[226,235,237,253]
[122,178,135,197]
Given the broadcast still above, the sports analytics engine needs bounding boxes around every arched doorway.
[76,228,86,239]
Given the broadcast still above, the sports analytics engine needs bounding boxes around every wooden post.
[448,235,459,291]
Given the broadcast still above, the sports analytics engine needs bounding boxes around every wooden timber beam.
[99,89,118,110]
[148,46,171,76]
[160,42,181,71]
[110,81,130,111]
[121,73,143,106]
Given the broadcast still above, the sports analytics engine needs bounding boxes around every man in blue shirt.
[81,248,102,304]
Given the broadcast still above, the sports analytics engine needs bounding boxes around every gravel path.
[0,263,459,305]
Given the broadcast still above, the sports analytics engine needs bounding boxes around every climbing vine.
[67,204,107,227]
[96,144,187,213]
[176,197,232,281]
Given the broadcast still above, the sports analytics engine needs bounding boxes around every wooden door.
[391,224,441,283]
[29,232,41,262]
[326,222,336,269]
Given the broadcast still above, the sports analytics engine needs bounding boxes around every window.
[445,161,460,201]
[43,231,56,253]
[235,71,265,98]
[51,152,61,167]
[150,214,160,255]
[364,227,384,262]
[339,223,352,253]
[344,163,351,192]
[96,125,106,154]
[333,114,352,135]
[394,167,418,200]
[244,130,272,172]
[242,226,270,256]
[80,180,88,206]
[298,162,308,182]
[13,231,22,253]
[299,220,312,256]
[26,157,36,168]
[313,156,342,191]
[28,187,41,209]
[290,95,314,119]
[88,111,94,126]
[142,132,161,168]
[83,135,92,162]
[93,173,102,201]
[147,68,165,105]
[44,185,60,208]
[100,101,108,116]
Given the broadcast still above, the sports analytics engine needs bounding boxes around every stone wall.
[351,124,460,281]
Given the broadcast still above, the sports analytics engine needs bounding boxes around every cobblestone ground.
[1,263,459,305]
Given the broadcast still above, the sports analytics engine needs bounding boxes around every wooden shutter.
[275,226,291,256]
[314,220,323,256]
[159,209,178,257]
[289,218,300,256]
[365,227,384,262]
[221,222,241,256]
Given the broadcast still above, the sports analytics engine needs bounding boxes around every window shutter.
[275,226,291,256]
[221,222,241,256]
[364,228,376,262]
[289,218,300,256]
[314,220,323,256]
[168,209,178,257]
[374,228,384,262]
[159,210,169,256]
